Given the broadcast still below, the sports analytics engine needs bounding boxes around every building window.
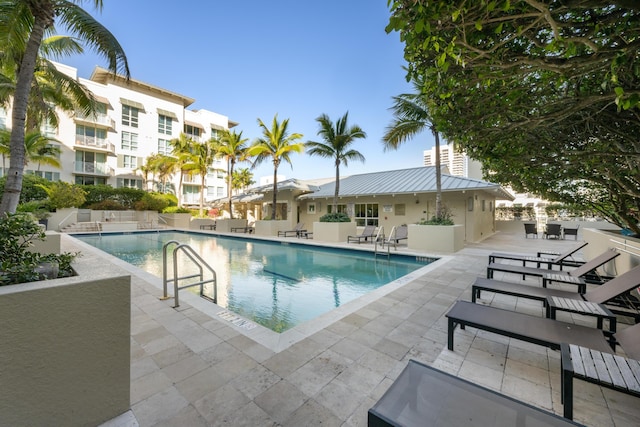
[27,170,60,181]
[0,107,6,129]
[117,178,142,189]
[121,131,138,151]
[216,187,225,197]
[184,124,201,138]
[158,115,172,135]
[122,155,137,169]
[76,125,106,143]
[75,176,106,185]
[327,204,347,214]
[157,138,171,155]
[355,203,379,226]
[122,105,139,128]
[307,203,316,214]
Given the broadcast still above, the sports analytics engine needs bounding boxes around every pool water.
[74,231,433,332]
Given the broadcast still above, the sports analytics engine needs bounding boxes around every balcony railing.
[74,161,114,176]
[74,112,115,129]
[75,136,116,154]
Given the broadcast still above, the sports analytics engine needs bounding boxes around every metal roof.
[298,167,514,200]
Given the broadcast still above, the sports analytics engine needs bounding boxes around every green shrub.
[17,200,53,219]
[319,212,351,222]
[417,217,454,225]
[0,213,78,286]
[87,199,126,210]
[134,192,171,212]
[39,181,86,209]
[162,206,192,214]
[0,174,50,203]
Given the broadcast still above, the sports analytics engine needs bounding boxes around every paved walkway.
[79,228,640,427]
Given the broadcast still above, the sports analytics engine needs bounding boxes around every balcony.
[74,112,115,129]
[75,136,116,155]
[74,161,114,176]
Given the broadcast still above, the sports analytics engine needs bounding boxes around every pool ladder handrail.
[374,226,391,259]
[161,240,217,307]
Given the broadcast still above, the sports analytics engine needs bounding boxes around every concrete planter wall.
[408,224,465,253]
[313,221,357,243]
[215,218,248,233]
[0,255,131,426]
[160,213,192,228]
[255,220,289,236]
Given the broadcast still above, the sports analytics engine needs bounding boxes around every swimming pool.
[74,231,435,332]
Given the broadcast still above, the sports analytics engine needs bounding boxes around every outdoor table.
[368,359,583,426]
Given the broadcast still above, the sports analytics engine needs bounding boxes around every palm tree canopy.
[248,115,305,169]
[306,112,366,167]
[382,91,434,150]
[0,128,61,167]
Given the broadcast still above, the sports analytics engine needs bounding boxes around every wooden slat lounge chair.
[488,242,588,269]
[561,322,640,419]
[486,249,620,292]
[347,225,376,243]
[369,359,583,427]
[446,300,614,353]
[472,265,640,320]
[277,222,306,237]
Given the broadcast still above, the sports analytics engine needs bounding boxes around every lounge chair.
[561,323,640,419]
[563,225,580,240]
[472,265,640,319]
[446,300,615,353]
[277,222,306,237]
[524,222,538,238]
[544,223,563,239]
[231,221,255,233]
[382,225,408,249]
[369,359,582,427]
[347,225,376,243]
[486,249,620,292]
[488,242,588,269]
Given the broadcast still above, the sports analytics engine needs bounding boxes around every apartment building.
[423,143,483,180]
[0,62,236,206]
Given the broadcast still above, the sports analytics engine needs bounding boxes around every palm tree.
[169,133,195,207]
[383,78,444,220]
[137,154,163,191]
[0,128,61,170]
[232,168,254,194]
[183,139,217,216]
[149,154,176,193]
[214,129,249,218]
[306,112,366,213]
[248,115,304,220]
[0,0,129,214]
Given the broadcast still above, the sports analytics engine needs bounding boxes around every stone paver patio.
[74,227,640,427]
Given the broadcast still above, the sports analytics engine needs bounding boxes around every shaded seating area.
[488,242,587,269]
[277,222,306,237]
[525,222,539,238]
[347,225,376,243]
[486,249,620,291]
[544,223,563,239]
[472,265,640,321]
[369,359,582,427]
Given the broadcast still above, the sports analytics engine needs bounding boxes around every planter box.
[160,213,192,229]
[26,230,61,255]
[0,255,131,426]
[408,224,465,253]
[215,218,248,233]
[313,221,357,243]
[255,220,290,236]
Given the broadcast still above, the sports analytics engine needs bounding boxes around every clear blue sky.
[62,0,435,182]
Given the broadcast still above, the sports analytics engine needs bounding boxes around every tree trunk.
[333,159,340,212]
[271,164,278,220]
[0,13,49,214]
[199,172,205,216]
[433,128,442,220]
[228,158,233,218]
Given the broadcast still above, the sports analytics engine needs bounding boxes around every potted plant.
[313,212,356,242]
